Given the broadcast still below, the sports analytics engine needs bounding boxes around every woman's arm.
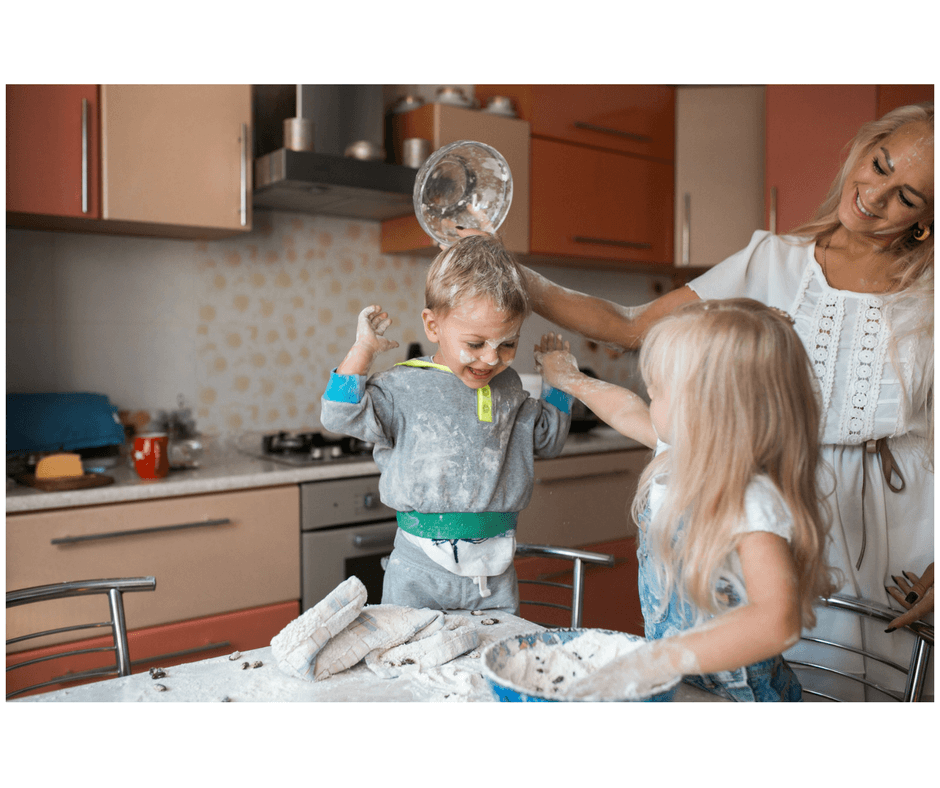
[566,531,802,699]
[534,335,658,448]
[523,267,700,350]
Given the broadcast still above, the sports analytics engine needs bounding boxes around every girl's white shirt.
[647,440,795,610]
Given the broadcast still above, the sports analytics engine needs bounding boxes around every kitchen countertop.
[6,427,646,514]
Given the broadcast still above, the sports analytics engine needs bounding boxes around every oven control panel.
[301,476,396,531]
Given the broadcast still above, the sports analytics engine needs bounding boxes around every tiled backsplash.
[6,212,659,438]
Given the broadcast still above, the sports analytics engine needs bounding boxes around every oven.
[246,431,397,611]
[300,475,397,610]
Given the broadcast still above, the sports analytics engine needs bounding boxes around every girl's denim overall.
[636,509,802,702]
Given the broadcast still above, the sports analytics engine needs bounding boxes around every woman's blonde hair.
[425,234,530,319]
[633,298,837,629]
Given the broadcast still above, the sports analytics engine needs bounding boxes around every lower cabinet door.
[6,600,299,699]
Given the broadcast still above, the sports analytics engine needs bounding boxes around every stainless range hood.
[253,150,417,220]
[252,85,418,221]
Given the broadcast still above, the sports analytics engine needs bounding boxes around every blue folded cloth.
[6,392,126,454]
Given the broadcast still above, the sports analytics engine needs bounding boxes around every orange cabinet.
[476,85,675,160]
[530,138,674,266]
[765,84,934,235]
[6,600,299,699]
[6,85,101,219]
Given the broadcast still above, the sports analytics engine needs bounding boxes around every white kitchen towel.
[312,605,443,681]
[364,615,480,679]
[270,576,368,681]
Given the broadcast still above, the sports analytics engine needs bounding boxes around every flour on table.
[498,632,643,698]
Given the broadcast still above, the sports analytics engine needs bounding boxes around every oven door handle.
[352,529,398,550]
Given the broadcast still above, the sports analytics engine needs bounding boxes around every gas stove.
[258,431,375,466]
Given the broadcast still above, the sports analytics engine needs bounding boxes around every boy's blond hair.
[425,235,530,319]
[634,298,838,630]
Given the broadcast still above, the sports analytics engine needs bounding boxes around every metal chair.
[515,544,616,628]
[788,594,934,702]
[6,577,156,699]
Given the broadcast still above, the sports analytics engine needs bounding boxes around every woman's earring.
[913,225,931,242]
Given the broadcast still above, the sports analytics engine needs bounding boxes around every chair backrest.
[788,594,934,702]
[515,544,615,628]
[6,576,156,699]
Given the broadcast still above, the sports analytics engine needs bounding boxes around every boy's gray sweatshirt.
[320,359,571,515]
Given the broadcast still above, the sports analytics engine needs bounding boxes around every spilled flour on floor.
[497,632,643,698]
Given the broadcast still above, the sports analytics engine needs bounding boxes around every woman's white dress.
[689,230,934,700]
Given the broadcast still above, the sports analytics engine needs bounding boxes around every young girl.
[536,298,837,701]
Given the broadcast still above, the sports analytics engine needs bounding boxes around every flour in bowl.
[498,632,643,697]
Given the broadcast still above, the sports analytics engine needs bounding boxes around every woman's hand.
[336,305,399,376]
[885,562,934,631]
[438,224,491,250]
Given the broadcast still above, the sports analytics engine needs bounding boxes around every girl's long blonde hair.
[633,299,837,629]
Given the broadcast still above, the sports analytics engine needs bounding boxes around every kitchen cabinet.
[379,103,531,255]
[6,485,300,694]
[764,84,933,236]
[515,448,650,634]
[476,85,675,160]
[7,84,252,240]
[6,85,101,219]
[529,138,674,267]
[478,84,676,269]
[674,85,765,268]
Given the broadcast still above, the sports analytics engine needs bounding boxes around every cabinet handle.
[681,193,691,266]
[769,186,777,234]
[573,236,652,250]
[536,468,634,485]
[240,122,248,227]
[51,518,233,546]
[573,121,652,143]
[131,641,232,668]
[352,529,398,550]
[81,98,89,214]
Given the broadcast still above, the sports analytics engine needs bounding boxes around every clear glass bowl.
[413,140,513,247]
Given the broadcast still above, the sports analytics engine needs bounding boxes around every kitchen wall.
[6,212,660,439]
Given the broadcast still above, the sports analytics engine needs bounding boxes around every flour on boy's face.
[422,296,523,390]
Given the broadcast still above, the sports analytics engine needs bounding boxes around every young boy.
[320,235,574,613]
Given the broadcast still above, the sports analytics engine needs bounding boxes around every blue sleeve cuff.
[541,383,573,414]
[324,369,367,403]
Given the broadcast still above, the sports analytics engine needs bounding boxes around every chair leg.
[108,588,132,677]
[570,559,585,629]
[904,638,932,702]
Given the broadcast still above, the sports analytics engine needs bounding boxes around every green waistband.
[396,510,518,540]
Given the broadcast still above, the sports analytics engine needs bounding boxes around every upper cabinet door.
[6,85,101,218]
[765,85,877,235]
[100,85,252,232]
[477,85,675,160]
[674,86,765,268]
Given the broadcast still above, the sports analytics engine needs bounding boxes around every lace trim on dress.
[807,285,844,430]
[839,296,887,444]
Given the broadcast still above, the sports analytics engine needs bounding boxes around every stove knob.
[363,493,377,509]
[330,445,343,459]
[310,447,323,461]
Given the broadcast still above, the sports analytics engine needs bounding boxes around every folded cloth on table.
[270,576,367,681]
[270,577,480,682]
[364,615,479,679]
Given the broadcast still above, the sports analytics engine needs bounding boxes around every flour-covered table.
[19,613,725,702]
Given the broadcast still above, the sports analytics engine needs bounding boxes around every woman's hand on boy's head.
[534,332,579,387]
[438,224,492,250]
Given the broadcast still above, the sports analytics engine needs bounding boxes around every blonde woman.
[521,103,934,699]
[536,299,836,700]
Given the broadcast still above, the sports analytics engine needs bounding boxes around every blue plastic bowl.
[481,628,680,702]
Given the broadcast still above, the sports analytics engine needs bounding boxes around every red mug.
[134,432,169,479]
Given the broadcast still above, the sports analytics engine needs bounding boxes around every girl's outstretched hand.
[534,332,578,391]
[885,562,934,631]
[564,640,690,701]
